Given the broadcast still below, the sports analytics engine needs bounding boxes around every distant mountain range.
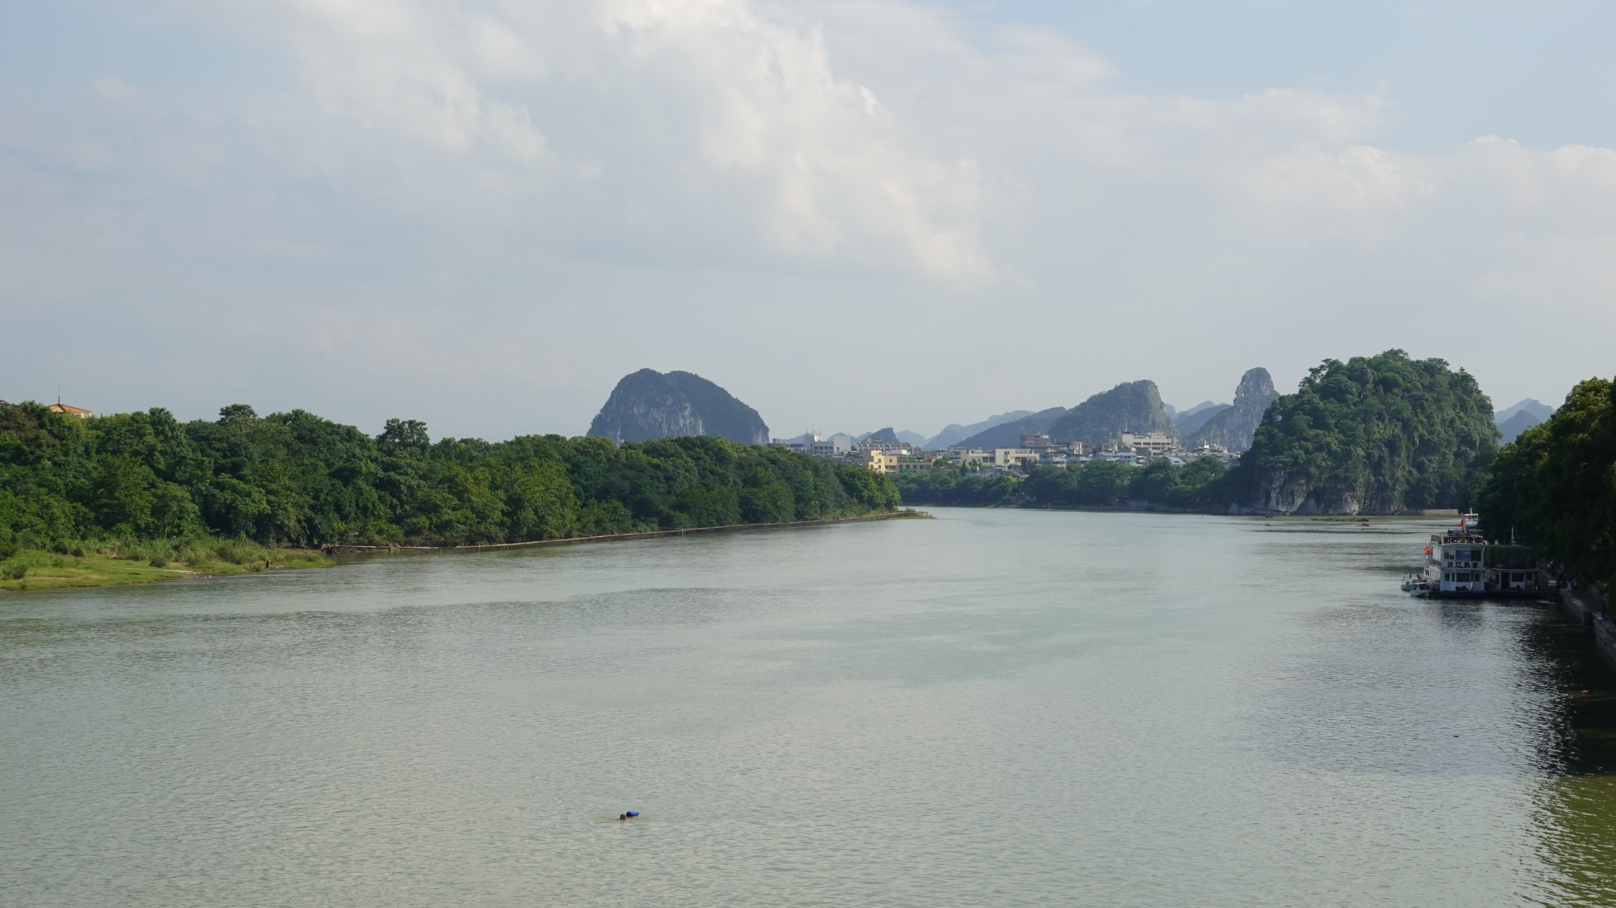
[585,365,1285,454]
[924,411,1032,449]
[858,428,928,446]
[1173,401,1231,437]
[955,407,1069,449]
[920,371,1270,452]
[588,369,769,445]
[1495,398,1554,445]
[1497,398,1554,424]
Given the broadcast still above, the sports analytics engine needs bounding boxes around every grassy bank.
[0,539,331,593]
[0,512,927,592]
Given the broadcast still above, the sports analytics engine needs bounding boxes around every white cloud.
[5,0,1616,433]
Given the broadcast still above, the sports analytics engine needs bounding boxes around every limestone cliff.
[1186,368,1278,453]
[1047,381,1175,447]
[588,369,769,445]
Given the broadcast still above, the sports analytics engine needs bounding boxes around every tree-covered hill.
[1476,378,1615,588]
[588,369,769,445]
[0,401,899,552]
[1047,380,1175,446]
[1230,351,1497,515]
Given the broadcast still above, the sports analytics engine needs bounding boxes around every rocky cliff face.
[588,369,769,445]
[1047,381,1174,446]
[1247,470,1384,516]
[1187,368,1278,453]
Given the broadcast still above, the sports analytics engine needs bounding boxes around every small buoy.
[626,811,640,817]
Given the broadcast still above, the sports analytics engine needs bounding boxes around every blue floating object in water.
[626,811,640,817]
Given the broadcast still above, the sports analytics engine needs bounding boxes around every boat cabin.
[1422,514,1486,594]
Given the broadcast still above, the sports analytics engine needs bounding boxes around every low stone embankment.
[1560,587,1616,665]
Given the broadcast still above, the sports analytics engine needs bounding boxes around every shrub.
[1,559,28,581]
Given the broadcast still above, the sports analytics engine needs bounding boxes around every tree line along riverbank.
[0,401,901,591]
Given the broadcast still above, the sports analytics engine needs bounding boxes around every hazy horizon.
[3,1,1611,440]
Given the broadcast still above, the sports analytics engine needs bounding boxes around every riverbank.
[899,500,1446,523]
[0,510,928,593]
[323,509,930,554]
[0,548,332,594]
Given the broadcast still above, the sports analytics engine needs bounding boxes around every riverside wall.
[1560,587,1616,666]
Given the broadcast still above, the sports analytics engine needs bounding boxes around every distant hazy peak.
[954,407,1070,449]
[588,368,769,445]
[858,427,927,446]
[925,410,1034,449]
[1179,400,1226,417]
[1495,398,1554,425]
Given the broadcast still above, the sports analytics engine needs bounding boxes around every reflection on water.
[1532,776,1616,906]
[4,511,1616,906]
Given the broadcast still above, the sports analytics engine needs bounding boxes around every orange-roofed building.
[47,401,93,419]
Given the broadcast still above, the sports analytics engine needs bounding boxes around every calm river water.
[5,510,1616,907]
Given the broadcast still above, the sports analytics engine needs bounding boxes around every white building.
[1117,432,1175,457]
[993,448,1040,469]
[811,434,855,456]
[949,449,993,468]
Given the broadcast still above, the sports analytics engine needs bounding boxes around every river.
[4,509,1616,906]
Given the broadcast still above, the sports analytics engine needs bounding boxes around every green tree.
[1231,350,1497,513]
[1477,378,1616,588]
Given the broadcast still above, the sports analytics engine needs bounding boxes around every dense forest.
[0,401,900,554]
[1476,378,1616,589]
[894,457,1229,510]
[1229,350,1497,514]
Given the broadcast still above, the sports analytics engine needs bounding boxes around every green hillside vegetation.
[1230,351,1497,514]
[894,458,1228,510]
[0,401,901,570]
[588,369,770,444]
[1476,378,1616,588]
[1048,380,1176,447]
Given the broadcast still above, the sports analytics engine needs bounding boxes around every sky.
[2,0,1613,441]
